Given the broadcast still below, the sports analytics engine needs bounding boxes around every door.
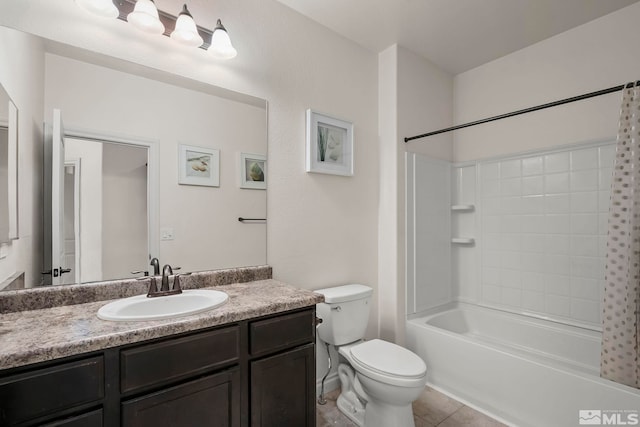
[51,109,71,285]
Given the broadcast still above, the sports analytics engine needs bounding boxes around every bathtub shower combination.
[405,142,640,427]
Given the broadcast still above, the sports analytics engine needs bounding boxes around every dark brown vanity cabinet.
[248,309,316,427]
[0,307,316,427]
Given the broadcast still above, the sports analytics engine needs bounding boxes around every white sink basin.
[97,289,229,321]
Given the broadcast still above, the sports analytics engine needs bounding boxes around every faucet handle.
[131,270,149,276]
[146,277,158,297]
[172,272,191,293]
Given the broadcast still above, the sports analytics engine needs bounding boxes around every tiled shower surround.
[475,142,614,327]
[407,140,615,329]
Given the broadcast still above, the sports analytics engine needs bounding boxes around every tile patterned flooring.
[316,387,507,427]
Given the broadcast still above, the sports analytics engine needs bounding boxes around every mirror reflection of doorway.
[64,138,149,283]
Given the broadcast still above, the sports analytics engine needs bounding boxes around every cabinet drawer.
[42,409,103,427]
[0,356,104,426]
[120,326,239,394]
[249,309,314,357]
[122,368,240,427]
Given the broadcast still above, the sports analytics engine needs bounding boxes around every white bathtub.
[406,303,640,427]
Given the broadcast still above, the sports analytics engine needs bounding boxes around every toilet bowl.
[315,284,427,427]
[338,339,427,427]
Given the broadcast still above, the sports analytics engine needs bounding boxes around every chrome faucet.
[150,257,160,276]
[144,264,184,298]
[160,264,173,292]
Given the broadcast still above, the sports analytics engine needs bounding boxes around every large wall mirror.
[0,25,267,290]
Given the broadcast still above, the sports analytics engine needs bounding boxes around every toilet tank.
[315,284,373,346]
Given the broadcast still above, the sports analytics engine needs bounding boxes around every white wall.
[377,45,399,342]
[102,144,148,280]
[453,2,640,162]
[379,45,453,341]
[0,27,44,286]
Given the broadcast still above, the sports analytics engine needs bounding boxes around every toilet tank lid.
[314,284,372,303]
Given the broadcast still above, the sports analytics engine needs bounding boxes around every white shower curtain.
[601,83,640,389]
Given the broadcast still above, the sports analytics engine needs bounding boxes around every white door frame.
[63,128,160,264]
[64,158,82,285]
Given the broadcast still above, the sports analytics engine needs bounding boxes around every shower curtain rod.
[404,80,640,143]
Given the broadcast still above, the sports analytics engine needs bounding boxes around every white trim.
[65,158,82,285]
[7,101,18,239]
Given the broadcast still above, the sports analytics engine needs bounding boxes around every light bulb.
[75,0,118,19]
[208,19,237,59]
[127,0,165,35]
[170,4,204,47]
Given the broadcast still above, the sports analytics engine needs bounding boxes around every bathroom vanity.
[0,267,322,427]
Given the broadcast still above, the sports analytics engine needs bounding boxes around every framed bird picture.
[239,152,267,189]
[178,144,220,187]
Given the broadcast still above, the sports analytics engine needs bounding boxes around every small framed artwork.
[239,153,267,189]
[306,109,354,176]
[178,144,220,187]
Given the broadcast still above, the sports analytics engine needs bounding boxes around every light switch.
[161,227,174,241]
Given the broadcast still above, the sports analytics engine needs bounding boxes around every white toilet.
[315,284,427,427]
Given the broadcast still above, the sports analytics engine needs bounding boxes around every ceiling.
[274,0,639,74]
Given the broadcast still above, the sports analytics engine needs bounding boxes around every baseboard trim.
[316,371,340,397]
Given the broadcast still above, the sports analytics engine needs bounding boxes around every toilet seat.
[345,339,427,388]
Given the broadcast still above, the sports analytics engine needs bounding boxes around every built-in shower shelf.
[451,237,475,245]
[451,204,475,212]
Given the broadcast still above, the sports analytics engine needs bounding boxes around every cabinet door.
[250,344,315,427]
[121,368,240,427]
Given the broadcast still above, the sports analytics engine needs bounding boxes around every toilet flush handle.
[332,305,342,312]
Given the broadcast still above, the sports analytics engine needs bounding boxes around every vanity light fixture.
[209,19,237,59]
[127,0,165,35]
[75,0,119,19]
[75,0,237,59]
[170,4,204,47]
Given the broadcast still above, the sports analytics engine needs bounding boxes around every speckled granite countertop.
[0,279,323,370]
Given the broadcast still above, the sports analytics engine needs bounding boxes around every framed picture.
[239,153,267,189]
[306,109,354,176]
[178,144,220,187]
